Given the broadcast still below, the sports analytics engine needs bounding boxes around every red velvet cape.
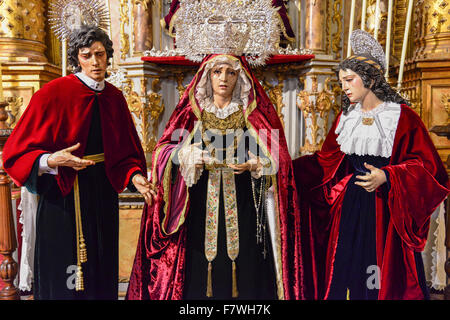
[126,54,303,300]
[294,105,449,300]
[3,74,147,196]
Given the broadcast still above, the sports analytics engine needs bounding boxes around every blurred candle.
[397,0,413,90]
[374,0,380,40]
[347,0,356,57]
[385,0,393,78]
[0,62,3,101]
[62,40,67,77]
[361,0,367,31]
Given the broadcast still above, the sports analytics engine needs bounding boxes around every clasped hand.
[355,162,387,192]
[183,144,261,175]
[228,151,262,175]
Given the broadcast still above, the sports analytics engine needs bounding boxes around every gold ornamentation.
[201,106,245,133]
[0,0,46,42]
[123,77,164,158]
[201,106,245,163]
[147,77,165,154]
[362,117,375,125]
[123,79,142,120]
[441,93,450,124]
[327,0,332,54]
[392,0,408,63]
[5,96,23,128]
[366,0,388,45]
[260,72,286,128]
[119,0,130,59]
[297,75,340,155]
[175,73,186,99]
[332,0,343,59]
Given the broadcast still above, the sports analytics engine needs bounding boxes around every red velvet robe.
[126,54,303,300]
[3,74,147,196]
[293,104,449,300]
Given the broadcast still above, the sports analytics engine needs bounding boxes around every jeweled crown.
[174,0,281,65]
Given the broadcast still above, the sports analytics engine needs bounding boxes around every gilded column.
[0,0,47,62]
[392,0,408,64]
[305,0,327,54]
[120,0,131,60]
[366,0,388,46]
[133,0,153,55]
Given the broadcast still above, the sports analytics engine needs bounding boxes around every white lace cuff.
[177,144,204,188]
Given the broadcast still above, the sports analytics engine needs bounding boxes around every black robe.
[181,127,277,300]
[26,84,138,300]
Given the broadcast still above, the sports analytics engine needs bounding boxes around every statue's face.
[339,68,371,103]
[78,41,108,82]
[210,64,239,101]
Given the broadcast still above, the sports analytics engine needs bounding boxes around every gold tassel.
[232,260,238,298]
[206,262,213,297]
[79,237,87,263]
[75,265,84,291]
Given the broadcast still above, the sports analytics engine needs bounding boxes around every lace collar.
[202,99,241,119]
[335,102,401,158]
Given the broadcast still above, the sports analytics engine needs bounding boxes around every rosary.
[251,175,267,259]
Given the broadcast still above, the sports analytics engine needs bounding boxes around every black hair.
[336,54,409,114]
[67,26,114,75]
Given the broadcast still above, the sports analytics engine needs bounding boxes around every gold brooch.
[362,117,375,125]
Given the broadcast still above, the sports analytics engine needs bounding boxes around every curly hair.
[67,26,114,75]
[336,54,409,114]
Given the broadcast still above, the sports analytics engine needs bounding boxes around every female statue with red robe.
[126,54,303,300]
[293,30,449,300]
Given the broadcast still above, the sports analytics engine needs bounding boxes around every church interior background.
[0,0,449,300]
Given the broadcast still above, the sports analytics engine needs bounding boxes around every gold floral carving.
[122,77,164,157]
[120,0,130,60]
[441,93,450,124]
[123,79,142,121]
[397,69,422,116]
[175,73,186,99]
[259,71,286,128]
[332,0,343,59]
[5,96,23,128]
[147,77,165,155]
[297,75,340,154]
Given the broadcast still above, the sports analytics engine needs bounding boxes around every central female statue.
[126,54,302,300]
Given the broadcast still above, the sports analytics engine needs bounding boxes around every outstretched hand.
[355,162,387,192]
[47,143,95,171]
[132,174,157,206]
